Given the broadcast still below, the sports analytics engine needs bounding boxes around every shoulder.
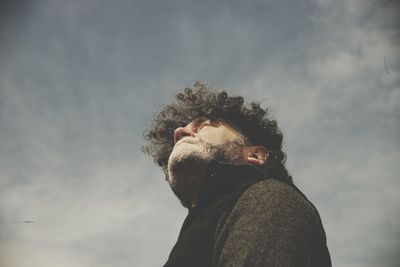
[237,178,318,219]
[214,178,325,250]
[213,179,328,266]
[215,178,324,237]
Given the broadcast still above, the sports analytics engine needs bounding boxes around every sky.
[0,0,399,266]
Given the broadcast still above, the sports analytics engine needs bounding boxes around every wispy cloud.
[0,0,398,266]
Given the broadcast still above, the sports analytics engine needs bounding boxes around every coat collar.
[189,160,276,213]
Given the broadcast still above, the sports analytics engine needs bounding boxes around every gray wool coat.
[164,161,332,267]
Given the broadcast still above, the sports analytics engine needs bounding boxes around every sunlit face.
[173,117,243,147]
[167,117,247,206]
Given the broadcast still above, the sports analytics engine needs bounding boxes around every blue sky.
[0,0,399,266]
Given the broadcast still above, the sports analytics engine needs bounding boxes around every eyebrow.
[190,117,223,131]
[189,117,207,129]
[192,117,206,124]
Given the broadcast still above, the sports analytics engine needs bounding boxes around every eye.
[197,119,219,130]
[198,121,210,129]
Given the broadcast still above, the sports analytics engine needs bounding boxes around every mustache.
[175,136,203,146]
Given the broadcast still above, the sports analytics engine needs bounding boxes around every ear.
[243,146,269,167]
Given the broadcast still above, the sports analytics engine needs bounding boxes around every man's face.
[167,117,246,206]
[173,117,243,147]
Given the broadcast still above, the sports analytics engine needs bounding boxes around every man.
[143,81,332,267]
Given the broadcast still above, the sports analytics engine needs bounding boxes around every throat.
[168,159,209,208]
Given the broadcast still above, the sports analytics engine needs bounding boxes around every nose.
[174,127,195,144]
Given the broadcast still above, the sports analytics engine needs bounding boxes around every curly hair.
[142,81,291,182]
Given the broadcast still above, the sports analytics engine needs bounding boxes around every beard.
[167,136,245,207]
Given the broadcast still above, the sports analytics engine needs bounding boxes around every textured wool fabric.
[214,179,331,266]
[163,162,331,267]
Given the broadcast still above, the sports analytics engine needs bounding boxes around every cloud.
[0,0,399,266]
[1,241,90,267]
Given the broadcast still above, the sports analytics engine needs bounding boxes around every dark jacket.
[164,161,332,267]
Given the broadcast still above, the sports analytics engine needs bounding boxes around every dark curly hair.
[142,81,291,182]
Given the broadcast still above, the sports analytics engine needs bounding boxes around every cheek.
[200,128,239,144]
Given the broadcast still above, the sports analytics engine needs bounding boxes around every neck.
[185,163,209,208]
[170,160,209,209]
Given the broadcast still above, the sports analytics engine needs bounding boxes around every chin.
[167,143,212,184]
[166,140,245,207]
